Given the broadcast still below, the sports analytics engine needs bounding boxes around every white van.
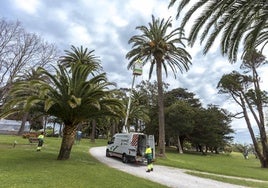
[106,132,155,163]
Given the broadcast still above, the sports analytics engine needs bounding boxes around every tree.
[168,0,268,62]
[165,100,195,153]
[218,67,268,167]
[125,90,150,132]
[164,88,202,152]
[0,19,58,104]
[164,88,201,108]
[1,46,123,160]
[191,105,233,154]
[0,18,58,134]
[59,45,102,71]
[2,67,49,135]
[135,81,163,140]
[126,15,192,156]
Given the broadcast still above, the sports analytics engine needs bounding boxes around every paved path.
[89,146,247,188]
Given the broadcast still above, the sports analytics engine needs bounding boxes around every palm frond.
[126,15,191,79]
[170,0,268,62]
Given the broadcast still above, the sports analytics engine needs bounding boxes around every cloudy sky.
[1,0,267,144]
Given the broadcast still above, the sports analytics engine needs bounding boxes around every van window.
[108,137,115,144]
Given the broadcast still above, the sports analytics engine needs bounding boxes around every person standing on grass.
[145,145,153,172]
[36,132,44,151]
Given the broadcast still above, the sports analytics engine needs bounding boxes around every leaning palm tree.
[1,47,123,160]
[168,0,268,62]
[126,15,191,156]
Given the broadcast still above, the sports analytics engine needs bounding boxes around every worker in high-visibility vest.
[36,132,44,151]
[145,145,153,172]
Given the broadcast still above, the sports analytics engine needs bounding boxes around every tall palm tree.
[1,47,123,160]
[168,0,268,62]
[126,15,191,156]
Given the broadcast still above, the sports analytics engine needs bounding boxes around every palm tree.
[128,90,150,132]
[126,15,191,156]
[168,0,268,62]
[59,45,102,71]
[9,68,49,135]
[1,46,123,160]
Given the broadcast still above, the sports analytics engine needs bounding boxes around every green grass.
[1,135,268,188]
[0,135,166,188]
[156,147,268,187]
[187,171,268,188]
[157,147,268,180]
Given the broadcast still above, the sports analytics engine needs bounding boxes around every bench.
[23,132,39,139]
[28,137,39,143]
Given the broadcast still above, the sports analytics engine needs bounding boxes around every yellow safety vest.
[38,135,44,140]
[145,147,152,154]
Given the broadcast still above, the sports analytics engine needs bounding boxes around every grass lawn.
[0,135,165,188]
[156,147,268,187]
[1,135,268,188]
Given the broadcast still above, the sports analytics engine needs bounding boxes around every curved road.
[89,146,246,188]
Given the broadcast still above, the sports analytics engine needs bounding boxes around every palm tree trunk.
[135,119,138,132]
[156,60,166,157]
[111,121,116,136]
[91,120,96,143]
[57,125,77,160]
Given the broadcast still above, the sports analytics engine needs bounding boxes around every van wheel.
[106,149,110,157]
[122,154,128,163]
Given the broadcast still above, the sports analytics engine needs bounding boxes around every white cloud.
[13,0,40,15]
[54,9,68,22]
[68,24,92,46]
[126,0,155,18]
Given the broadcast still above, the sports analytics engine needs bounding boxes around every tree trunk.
[135,119,139,132]
[90,120,96,143]
[177,135,183,154]
[156,59,165,157]
[240,95,267,167]
[249,66,268,167]
[111,121,116,136]
[57,125,76,160]
[43,116,47,133]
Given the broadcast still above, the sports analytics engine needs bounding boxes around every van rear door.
[147,135,155,159]
[137,134,146,157]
